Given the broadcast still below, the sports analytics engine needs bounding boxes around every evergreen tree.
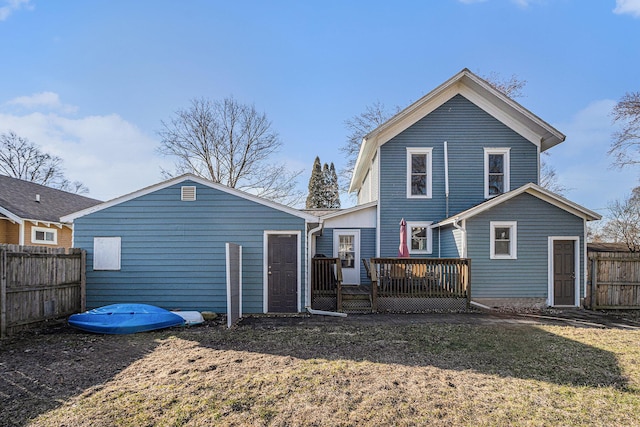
[328,163,341,208]
[305,156,325,208]
[306,157,341,209]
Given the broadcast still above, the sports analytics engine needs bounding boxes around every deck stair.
[340,285,373,314]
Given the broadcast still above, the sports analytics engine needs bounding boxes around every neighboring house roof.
[587,242,633,253]
[61,173,320,222]
[349,68,566,193]
[0,174,101,224]
[435,183,601,226]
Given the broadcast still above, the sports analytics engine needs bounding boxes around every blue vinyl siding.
[438,225,463,258]
[378,94,537,257]
[73,180,307,313]
[466,193,585,299]
[315,228,376,285]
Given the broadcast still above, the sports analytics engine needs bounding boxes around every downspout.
[306,220,323,308]
[304,219,348,317]
[444,141,449,218]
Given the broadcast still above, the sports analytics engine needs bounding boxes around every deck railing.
[311,257,343,311]
[370,258,471,310]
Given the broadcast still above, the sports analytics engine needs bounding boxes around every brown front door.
[553,240,575,306]
[268,234,298,312]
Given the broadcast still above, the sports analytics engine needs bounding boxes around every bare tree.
[0,131,89,194]
[481,72,527,99]
[483,72,565,195]
[602,187,640,252]
[340,101,400,190]
[158,97,303,206]
[609,91,640,168]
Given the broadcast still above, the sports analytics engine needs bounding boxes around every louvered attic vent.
[181,186,196,201]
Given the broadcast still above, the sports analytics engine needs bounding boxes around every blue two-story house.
[315,68,600,309]
[63,68,600,314]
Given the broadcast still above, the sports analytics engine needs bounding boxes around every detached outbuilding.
[61,174,318,314]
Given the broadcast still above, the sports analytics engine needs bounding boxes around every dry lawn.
[1,314,640,426]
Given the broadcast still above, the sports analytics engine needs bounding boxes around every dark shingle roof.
[0,175,102,223]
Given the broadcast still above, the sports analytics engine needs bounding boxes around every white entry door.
[333,229,360,285]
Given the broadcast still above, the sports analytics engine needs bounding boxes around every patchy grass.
[2,315,640,426]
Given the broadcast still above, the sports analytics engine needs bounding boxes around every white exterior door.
[333,229,360,285]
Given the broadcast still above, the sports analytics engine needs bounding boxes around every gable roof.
[349,68,566,193]
[61,173,320,222]
[435,183,601,225]
[0,174,101,224]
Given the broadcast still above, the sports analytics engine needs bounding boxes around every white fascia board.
[0,206,22,223]
[61,174,320,223]
[436,183,601,226]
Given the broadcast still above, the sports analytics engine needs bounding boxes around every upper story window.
[32,227,57,245]
[406,147,433,199]
[484,147,510,198]
[406,221,433,254]
[490,221,517,260]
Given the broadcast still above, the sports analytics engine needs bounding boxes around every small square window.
[31,227,57,245]
[406,221,433,254]
[490,221,517,259]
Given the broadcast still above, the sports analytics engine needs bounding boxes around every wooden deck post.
[336,261,343,312]
[370,258,378,312]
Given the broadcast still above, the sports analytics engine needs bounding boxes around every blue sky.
[0,0,638,217]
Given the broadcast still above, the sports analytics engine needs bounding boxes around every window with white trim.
[406,147,433,198]
[94,237,122,270]
[490,221,517,259]
[32,227,57,244]
[407,221,433,254]
[484,147,510,198]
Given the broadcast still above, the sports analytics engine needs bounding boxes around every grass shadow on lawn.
[190,317,631,390]
[0,322,162,427]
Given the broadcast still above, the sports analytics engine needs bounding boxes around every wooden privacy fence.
[370,258,471,311]
[588,251,640,309]
[1,244,86,338]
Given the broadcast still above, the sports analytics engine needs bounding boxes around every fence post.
[80,249,87,312]
[591,255,598,310]
[1,248,7,339]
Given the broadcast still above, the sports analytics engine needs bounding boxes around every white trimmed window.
[490,221,517,260]
[32,227,57,244]
[484,147,510,198]
[406,147,433,198]
[407,221,433,254]
[94,237,122,270]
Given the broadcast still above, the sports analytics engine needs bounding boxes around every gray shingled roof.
[0,175,102,223]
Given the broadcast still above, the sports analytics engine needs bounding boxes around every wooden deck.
[311,257,471,313]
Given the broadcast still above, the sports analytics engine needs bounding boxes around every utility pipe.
[306,306,348,317]
[306,221,324,308]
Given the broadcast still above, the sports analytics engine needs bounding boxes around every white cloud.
[614,0,640,17]
[0,109,171,201]
[547,99,637,217]
[0,0,32,21]
[7,92,78,114]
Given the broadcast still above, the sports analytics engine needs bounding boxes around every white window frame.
[406,147,433,199]
[31,226,57,245]
[406,221,433,255]
[484,147,510,199]
[93,237,122,270]
[490,221,517,260]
